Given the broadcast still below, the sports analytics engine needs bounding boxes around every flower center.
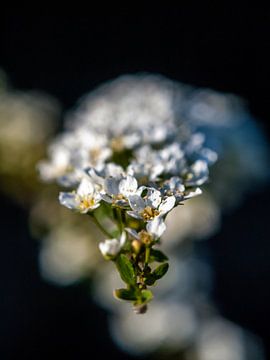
[111,137,124,153]
[141,206,160,221]
[79,195,95,210]
[139,230,153,245]
[112,193,128,206]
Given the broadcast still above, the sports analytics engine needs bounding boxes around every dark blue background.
[1,7,270,359]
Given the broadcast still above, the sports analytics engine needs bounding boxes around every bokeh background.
[1,7,270,359]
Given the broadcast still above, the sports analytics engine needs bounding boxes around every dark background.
[1,7,270,359]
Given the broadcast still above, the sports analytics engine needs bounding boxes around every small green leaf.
[144,274,156,286]
[116,254,136,286]
[149,249,169,263]
[141,289,153,304]
[152,262,169,280]
[114,288,138,301]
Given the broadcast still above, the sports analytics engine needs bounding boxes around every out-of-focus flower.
[194,317,265,360]
[39,224,100,286]
[0,76,60,204]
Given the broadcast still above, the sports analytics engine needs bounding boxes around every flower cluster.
[39,75,217,312]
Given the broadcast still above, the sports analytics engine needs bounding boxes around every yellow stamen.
[79,196,95,210]
[140,206,159,221]
[112,193,127,205]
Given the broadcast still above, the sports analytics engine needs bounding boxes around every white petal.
[146,217,166,238]
[37,161,57,182]
[170,176,185,190]
[100,193,113,203]
[119,175,138,197]
[185,160,209,186]
[59,192,78,210]
[119,232,127,246]
[87,167,105,187]
[184,187,202,199]
[122,133,141,148]
[150,164,164,180]
[125,228,140,240]
[136,186,147,196]
[201,147,218,165]
[58,172,81,187]
[128,195,145,212]
[126,164,135,176]
[192,160,208,175]
[105,177,120,195]
[77,177,95,197]
[106,163,124,177]
[145,188,162,208]
[127,210,143,220]
[99,239,121,257]
[158,196,176,214]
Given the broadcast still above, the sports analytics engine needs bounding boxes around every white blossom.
[126,217,166,242]
[99,232,126,258]
[161,176,185,203]
[128,187,176,222]
[184,160,209,187]
[59,176,101,213]
[38,143,73,184]
[101,175,138,208]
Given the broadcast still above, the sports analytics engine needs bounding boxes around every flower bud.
[131,239,142,254]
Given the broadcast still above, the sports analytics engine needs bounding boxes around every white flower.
[59,176,101,213]
[71,129,112,168]
[101,175,138,207]
[38,143,72,183]
[162,176,185,203]
[87,163,125,191]
[184,160,209,187]
[99,232,126,258]
[126,217,166,242]
[131,143,186,181]
[127,160,164,183]
[162,176,204,203]
[158,143,186,175]
[128,187,176,222]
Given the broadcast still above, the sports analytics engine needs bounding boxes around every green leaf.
[149,249,169,263]
[116,254,136,286]
[111,228,121,238]
[141,289,153,304]
[114,288,138,301]
[144,274,156,286]
[152,263,169,280]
